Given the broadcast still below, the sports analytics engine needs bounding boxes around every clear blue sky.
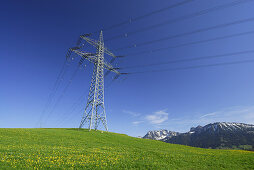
[1,0,254,137]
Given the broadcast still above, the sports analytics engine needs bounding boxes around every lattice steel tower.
[70,31,121,131]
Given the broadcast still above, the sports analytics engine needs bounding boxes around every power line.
[129,59,254,74]
[124,30,254,57]
[106,0,254,42]
[114,17,254,51]
[57,105,85,128]
[121,50,254,69]
[36,58,70,127]
[132,0,195,22]
[37,37,86,128]
[55,91,87,127]
[43,65,80,126]
[92,0,195,34]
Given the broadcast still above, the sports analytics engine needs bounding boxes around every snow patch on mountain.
[143,130,180,140]
[190,122,254,134]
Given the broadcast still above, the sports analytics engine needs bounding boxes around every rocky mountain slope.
[143,129,179,140]
[143,122,254,150]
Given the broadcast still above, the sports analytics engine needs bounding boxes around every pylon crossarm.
[71,49,97,64]
[72,49,120,75]
[103,60,120,75]
[81,36,98,48]
[103,48,116,58]
[80,35,117,58]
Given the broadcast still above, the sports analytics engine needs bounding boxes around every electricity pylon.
[70,31,121,131]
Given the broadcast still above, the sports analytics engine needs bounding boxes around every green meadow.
[0,128,253,169]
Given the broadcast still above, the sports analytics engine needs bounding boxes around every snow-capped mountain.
[165,122,254,150]
[143,122,254,150]
[143,130,180,140]
[189,122,254,134]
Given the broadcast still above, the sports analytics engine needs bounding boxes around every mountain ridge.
[143,129,179,140]
[143,122,254,150]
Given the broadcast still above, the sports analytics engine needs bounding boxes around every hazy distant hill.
[143,122,254,150]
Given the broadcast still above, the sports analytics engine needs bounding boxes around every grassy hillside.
[0,129,253,169]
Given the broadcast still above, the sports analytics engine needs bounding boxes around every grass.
[0,128,253,169]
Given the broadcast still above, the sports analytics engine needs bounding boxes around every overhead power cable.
[114,17,254,51]
[36,58,70,127]
[55,91,87,127]
[124,30,254,57]
[92,0,195,34]
[106,0,254,42]
[43,65,80,125]
[38,37,88,127]
[129,59,254,74]
[121,50,254,69]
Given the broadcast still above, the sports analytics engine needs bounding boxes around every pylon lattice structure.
[70,31,121,131]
